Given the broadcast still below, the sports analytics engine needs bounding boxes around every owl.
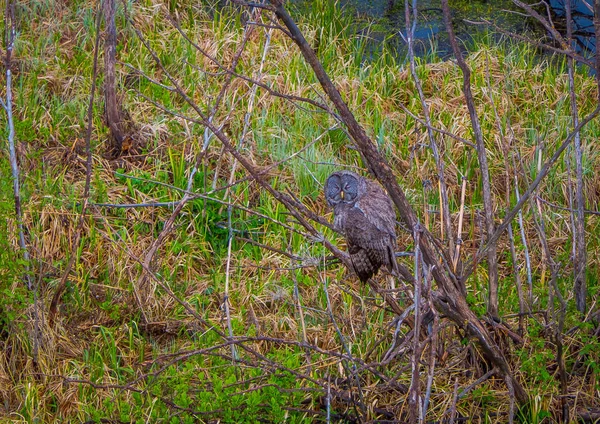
[325,171,398,282]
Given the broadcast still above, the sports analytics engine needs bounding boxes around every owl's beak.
[340,190,345,200]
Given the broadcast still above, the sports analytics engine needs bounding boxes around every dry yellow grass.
[1,0,600,422]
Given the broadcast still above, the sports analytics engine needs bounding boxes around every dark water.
[303,0,596,59]
[333,0,542,58]
[549,0,596,53]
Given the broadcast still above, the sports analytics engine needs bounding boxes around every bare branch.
[463,104,600,283]
[565,0,587,315]
[49,2,104,324]
[404,0,456,267]
[441,0,499,319]
[270,0,529,406]
[122,0,352,273]
[3,0,31,290]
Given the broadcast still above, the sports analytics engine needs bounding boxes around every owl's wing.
[347,242,378,282]
[344,206,397,281]
[354,181,397,239]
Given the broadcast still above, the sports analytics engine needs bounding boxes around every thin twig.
[465,18,593,68]
[224,204,238,361]
[565,0,588,315]
[403,0,455,264]
[49,2,103,324]
[322,268,366,417]
[222,20,273,202]
[457,368,496,399]
[167,12,334,116]
[396,101,476,148]
[442,0,499,319]
[289,230,310,368]
[383,304,415,363]
[448,377,459,424]
[452,177,467,278]
[408,220,423,424]
[422,301,438,421]
[535,195,600,215]
[3,0,31,290]
[514,178,533,307]
[94,174,314,237]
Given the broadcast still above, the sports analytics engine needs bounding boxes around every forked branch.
[268,0,529,406]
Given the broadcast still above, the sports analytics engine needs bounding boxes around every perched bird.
[325,170,398,282]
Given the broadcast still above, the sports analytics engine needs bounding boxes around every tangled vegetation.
[1,0,600,422]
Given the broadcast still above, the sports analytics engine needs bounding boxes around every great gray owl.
[325,171,397,282]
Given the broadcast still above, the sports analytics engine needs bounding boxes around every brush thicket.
[1,0,599,422]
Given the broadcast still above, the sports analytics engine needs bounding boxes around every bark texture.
[104,0,125,155]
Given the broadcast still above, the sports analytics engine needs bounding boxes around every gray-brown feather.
[325,171,397,282]
[345,204,395,282]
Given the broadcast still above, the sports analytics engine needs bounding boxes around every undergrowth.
[1,0,600,422]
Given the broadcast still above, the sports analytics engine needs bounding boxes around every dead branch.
[404,0,456,266]
[441,0,498,319]
[268,0,529,406]
[104,0,126,156]
[565,0,587,315]
[408,223,423,424]
[483,52,529,330]
[167,12,334,116]
[464,18,594,68]
[123,3,353,276]
[422,304,438,421]
[2,0,31,290]
[49,3,103,325]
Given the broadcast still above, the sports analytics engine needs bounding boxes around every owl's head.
[325,171,364,207]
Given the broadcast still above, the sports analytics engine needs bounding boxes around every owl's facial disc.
[326,172,361,206]
[341,174,359,201]
[325,174,343,205]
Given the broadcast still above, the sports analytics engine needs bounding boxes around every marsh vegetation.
[1,0,600,422]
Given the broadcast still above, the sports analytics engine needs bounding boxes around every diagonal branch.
[122,1,353,271]
[49,1,104,325]
[268,0,529,406]
[441,0,499,319]
[566,0,587,315]
[462,104,600,283]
